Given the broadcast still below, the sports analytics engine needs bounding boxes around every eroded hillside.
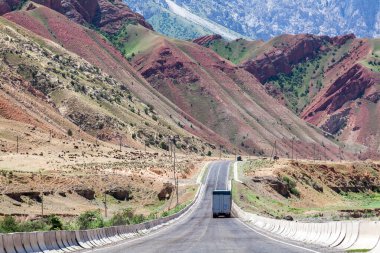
[198,34,380,157]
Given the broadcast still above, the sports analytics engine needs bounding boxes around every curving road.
[90,161,317,253]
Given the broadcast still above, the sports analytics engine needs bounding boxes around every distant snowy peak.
[164,0,240,40]
[125,0,380,40]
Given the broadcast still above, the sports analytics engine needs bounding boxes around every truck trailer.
[212,190,232,218]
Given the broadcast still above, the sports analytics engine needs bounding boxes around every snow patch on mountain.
[164,0,240,40]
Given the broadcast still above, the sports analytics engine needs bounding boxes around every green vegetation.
[283,176,300,197]
[341,192,380,210]
[0,204,188,233]
[161,201,189,218]
[362,40,380,72]
[232,180,304,218]
[0,215,63,233]
[206,39,263,64]
[346,249,371,252]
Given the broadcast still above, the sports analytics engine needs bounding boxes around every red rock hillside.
[2,5,235,153]
[123,25,345,159]
[1,0,153,34]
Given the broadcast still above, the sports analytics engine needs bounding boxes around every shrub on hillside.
[77,210,104,230]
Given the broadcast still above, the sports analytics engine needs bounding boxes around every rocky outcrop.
[0,0,21,15]
[1,0,153,34]
[330,33,356,46]
[106,187,132,201]
[157,183,174,200]
[74,187,95,200]
[252,176,291,198]
[320,108,350,135]
[303,64,375,118]
[193,34,222,46]
[241,34,328,83]
[136,46,200,85]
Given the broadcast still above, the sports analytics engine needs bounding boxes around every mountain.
[196,33,380,155]
[0,0,363,159]
[103,22,347,160]
[1,2,235,155]
[123,0,245,40]
[125,0,380,40]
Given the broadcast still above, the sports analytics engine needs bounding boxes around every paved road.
[91,161,315,253]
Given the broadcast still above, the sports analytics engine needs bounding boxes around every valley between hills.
[0,0,379,234]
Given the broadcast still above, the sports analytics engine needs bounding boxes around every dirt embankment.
[0,143,205,219]
[235,158,380,220]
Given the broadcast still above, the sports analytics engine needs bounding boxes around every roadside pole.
[104,191,108,218]
[172,138,178,206]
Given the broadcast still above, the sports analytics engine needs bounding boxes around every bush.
[159,142,169,151]
[77,210,104,230]
[49,215,63,231]
[0,216,18,233]
[108,208,134,226]
[283,176,300,197]
[207,151,212,156]
[67,129,73,137]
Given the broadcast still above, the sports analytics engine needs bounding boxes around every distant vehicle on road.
[212,190,232,218]
[236,156,242,161]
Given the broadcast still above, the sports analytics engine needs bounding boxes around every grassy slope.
[110,24,343,159]
[203,38,264,64]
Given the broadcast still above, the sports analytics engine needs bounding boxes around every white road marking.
[214,162,221,190]
[236,218,321,253]
[225,162,230,190]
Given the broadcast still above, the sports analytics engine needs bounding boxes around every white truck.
[212,190,232,218]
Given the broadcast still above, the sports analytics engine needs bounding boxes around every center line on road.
[214,162,221,190]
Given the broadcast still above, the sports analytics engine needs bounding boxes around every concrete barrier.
[75,231,91,249]
[60,231,75,252]
[12,233,26,253]
[2,234,17,253]
[66,231,81,251]
[36,232,48,252]
[335,221,360,250]
[329,221,347,247]
[55,230,70,252]
[317,222,334,246]
[44,231,59,252]
[21,233,41,253]
[348,221,380,251]
[0,234,5,253]
[323,222,341,247]
[369,233,380,253]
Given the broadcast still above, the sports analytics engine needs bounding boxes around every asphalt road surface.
[90,161,317,253]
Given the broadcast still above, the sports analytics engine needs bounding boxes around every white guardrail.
[232,161,380,252]
[0,162,210,253]
[233,203,380,252]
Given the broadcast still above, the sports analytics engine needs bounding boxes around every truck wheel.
[226,213,231,218]
[213,214,217,218]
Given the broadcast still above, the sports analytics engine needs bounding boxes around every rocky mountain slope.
[1,0,153,33]
[198,34,380,156]
[125,0,380,40]
[0,3,231,155]
[103,22,346,159]
[0,0,363,159]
